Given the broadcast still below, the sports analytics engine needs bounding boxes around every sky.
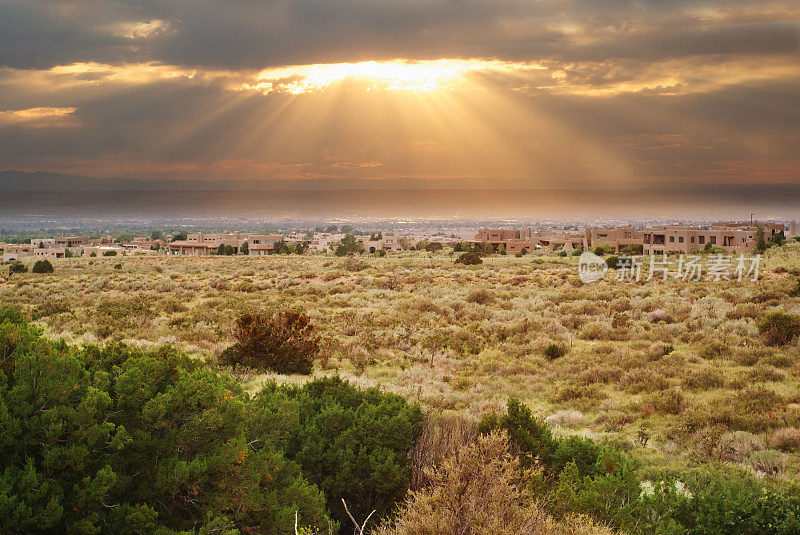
[0,0,799,192]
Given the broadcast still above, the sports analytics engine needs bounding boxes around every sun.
[245,59,517,94]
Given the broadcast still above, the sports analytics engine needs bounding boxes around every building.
[247,234,283,255]
[168,232,248,255]
[586,227,643,253]
[475,229,520,243]
[789,221,799,238]
[642,222,785,255]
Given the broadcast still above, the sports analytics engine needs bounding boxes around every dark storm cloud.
[1,0,798,70]
[0,0,798,186]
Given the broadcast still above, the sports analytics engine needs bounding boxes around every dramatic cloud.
[0,0,798,187]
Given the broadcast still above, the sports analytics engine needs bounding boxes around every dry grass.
[3,244,800,477]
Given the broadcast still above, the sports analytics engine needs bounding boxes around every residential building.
[247,234,283,255]
[642,222,784,255]
[586,226,643,253]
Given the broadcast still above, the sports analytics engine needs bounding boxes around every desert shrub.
[683,367,725,390]
[0,321,332,534]
[544,342,566,360]
[649,309,674,323]
[757,311,800,346]
[466,288,494,304]
[374,432,560,535]
[746,450,787,476]
[408,412,477,490]
[219,311,319,374]
[31,259,53,273]
[455,251,483,265]
[675,466,800,534]
[789,279,800,298]
[102,250,117,256]
[651,388,686,415]
[593,244,614,256]
[478,398,557,472]
[9,261,27,273]
[605,255,619,269]
[274,376,424,528]
[768,428,800,452]
[546,409,586,429]
[621,244,643,255]
[424,241,443,252]
[718,431,764,462]
[620,368,670,393]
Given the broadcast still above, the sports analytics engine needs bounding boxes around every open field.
[3,246,800,481]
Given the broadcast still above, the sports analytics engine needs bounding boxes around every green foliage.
[217,244,236,255]
[773,230,787,246]
[756,225,767,253]
[0,318,332,534]
[455,251,483,265]
[171,230,188,242]
[788,279,800,298]
[424,242,443,252]
[9,262,28,274]
[240,241,249,255]
[757,311,800,346]
[334,235,363,256]
[31,260,54,274]
[64,249,74,258]
[150,230,165,241]
[478,398,557,472]
[621,244,643,255]
[219,311,319,374]
[544,343,566,360]
[102,251,117,257]
[275,377,424,528]
[605,255,619,269]
[593,244,614,256]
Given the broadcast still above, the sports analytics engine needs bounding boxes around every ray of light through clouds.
[0,0,798,200]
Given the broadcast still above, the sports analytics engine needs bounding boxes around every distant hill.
[0,170,537,192]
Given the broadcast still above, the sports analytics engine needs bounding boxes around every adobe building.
[642,222,784,255]
[247,234,283,255]
[586,227,643,253]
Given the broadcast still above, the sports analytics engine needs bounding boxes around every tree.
[773,230,787,246]
[31,260,54,274]
[276,377,424,528]
[9,262,27,273]
[115,232,134,243]
[370,232,383,241]
[425,242,443,252]
[224,244,235,255]
[0,312,333,534]
[150,230,165,241]
[455,252,482,265]
[755,225,767,253]
[171,230,188,242]
[294,241,309,255]
[334,235,363,256]
[219,311,319,374]
[241,241,249,255]
[273,240,291,255]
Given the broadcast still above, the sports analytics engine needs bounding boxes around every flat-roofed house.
[587,227,643,252]
[642,222,784,255]
[475,229,520,243]
[169,232,248,255]
[789,221,799,238]
[247,234,282,255]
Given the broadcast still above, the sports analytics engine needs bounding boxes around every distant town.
[2,220,799,262]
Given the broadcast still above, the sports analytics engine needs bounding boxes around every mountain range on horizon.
[3,170,800,195]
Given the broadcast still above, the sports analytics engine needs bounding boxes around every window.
[679,237,684,243]
[691,237,695,243]
[710,236,717,244]
[670,236,675,242]
[699,236,705,244]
